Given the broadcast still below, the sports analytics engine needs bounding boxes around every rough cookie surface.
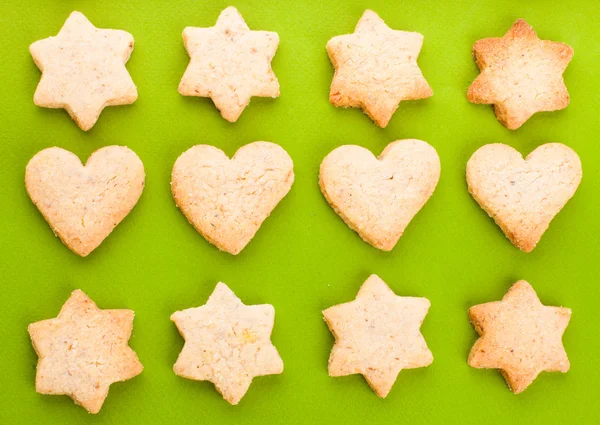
[30,11,137,131]
[171,141,294,255]
[179,6,280,122]
[323,275,433,397]
[319,139,440,251]
[469,280,571,394]
[467,19,573,130]
[28,290,143,413]
[171,282,284,405]
[466,143,581,252]
[327,10,433,128]
[25,146,145,257]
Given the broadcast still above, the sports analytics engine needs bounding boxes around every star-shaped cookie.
[467,19,574,130]
[171,282,284,405]
[323,275,433,397]
[327,10,433,128]
[30,11,137,131]
[468,280,571,394]
[28,290,143,413]
[178,6,280,122]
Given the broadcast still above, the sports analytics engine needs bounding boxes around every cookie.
[30,11,137,131]
[171,142,293,255]
[171,282,284,405]
[467,143,581,252]
[25,146,145,257]
[467,19,573,130]
[319,139,440,251]
[468,280,571,394]
[327,10,433,128]
[323,274,433,397]
[28,290,143,413]
[178,6,279,122]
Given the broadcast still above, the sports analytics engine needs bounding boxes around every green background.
[0,0,598,423]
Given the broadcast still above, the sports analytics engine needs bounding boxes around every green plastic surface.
[0,0,598,423]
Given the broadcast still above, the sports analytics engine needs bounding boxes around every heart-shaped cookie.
[466,143,582,252]
[319,139,440,251]
[25,146,145,257]
[171,142,294,255]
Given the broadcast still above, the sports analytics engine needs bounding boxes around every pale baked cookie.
[171,282,284,405]
[327,10,433,128]
[466,143,581,252]
[30,11,137,131]
[28,290,143,413]
[178,6,279,122]
[25,146,145,257]
[467,19,573,130]
[468,280,571,394]
[323,275,433,397]
[319,139,440,251]
[171,142,293,255]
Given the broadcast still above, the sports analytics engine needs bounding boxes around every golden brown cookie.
[323,275,433,397]
[319,139,440,251]
[178,6,279,122]
[25,146,145,257]
[467,143,581,252]
[467,19,573,130]
[28,290,143,413]
[327,10,432,128]
[171,282,284,405]
[30,11,137,131]
[468,280,571,394]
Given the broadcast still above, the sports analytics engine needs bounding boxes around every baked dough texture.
[25,146,145,257]
[179,6,280,122]
[171,282,284,405]
[171,141,293,255]
[323,275,433,397]
[327,10,433,127]
[468,280,571,394]
[320,139,440,251]
[467,19,573,130]
[467,143,581,252]
[28,290,143,413]
[30,11,137,131]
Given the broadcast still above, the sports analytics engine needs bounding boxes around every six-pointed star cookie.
[171,282,284,405]
[323,275,433,397]
[467,19,574,130]
[28,290,143,413]
[327,10,433,128]
[30,11,137,131]
[178,6,280,122]
[468,280,571,394]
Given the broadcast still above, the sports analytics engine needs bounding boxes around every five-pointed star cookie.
[468,280,571,394]
[28,290,143,413]
[30,11,138,131]
[327,10,433,128]
[171,282,284,405]
[323,275,433,397]
[467,19,574,130]
[178,6,280,122]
